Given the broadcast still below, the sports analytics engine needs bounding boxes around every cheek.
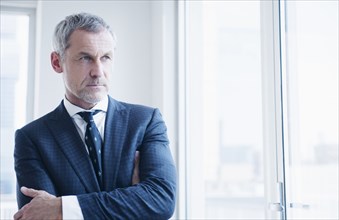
[63,71,81,89]
[103,65,113,79]
[65,66,88,83]
[63,73,75,90]
[105,72,111,80]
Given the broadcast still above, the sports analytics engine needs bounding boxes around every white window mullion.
[177,0,188,219]
[260,0,287,219]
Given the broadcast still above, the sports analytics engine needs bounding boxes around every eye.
[79,56,92,62]
[102,55,111,61]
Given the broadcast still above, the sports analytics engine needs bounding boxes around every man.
[13,13,176,220]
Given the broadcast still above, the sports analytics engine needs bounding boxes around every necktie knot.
[78,110,101,123]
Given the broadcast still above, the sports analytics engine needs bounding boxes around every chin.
[85,94,106,104]
[78,89,107,104]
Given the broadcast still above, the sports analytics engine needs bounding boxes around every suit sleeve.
[14,129,57,209]
[77,108,177,220]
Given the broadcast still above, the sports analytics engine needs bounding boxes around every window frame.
[0,4,36,122]
[0,4,36,219]
[177,0,288,219]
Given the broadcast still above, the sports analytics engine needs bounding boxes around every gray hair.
[53,12,116,59]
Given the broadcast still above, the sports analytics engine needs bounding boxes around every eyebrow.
[77,52,92,57]
[77,51,113,57]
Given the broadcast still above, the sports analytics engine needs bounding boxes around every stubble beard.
[78,88,107,104]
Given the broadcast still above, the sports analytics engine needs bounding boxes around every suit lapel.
[102,97,128,190]
[47,102,100,192]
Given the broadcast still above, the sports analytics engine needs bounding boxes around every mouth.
[83,79,106,90]
[86,81,104,86]
[86,84,105,90]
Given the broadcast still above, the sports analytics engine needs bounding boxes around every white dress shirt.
[62,96,108,219]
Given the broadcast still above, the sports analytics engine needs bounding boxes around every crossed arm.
[13,152,141,220]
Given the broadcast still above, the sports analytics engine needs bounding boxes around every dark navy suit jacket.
[14,96,176,219]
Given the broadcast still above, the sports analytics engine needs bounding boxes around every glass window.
[283,1,339,219]
[185,1,265,218]
[0,13,30,218]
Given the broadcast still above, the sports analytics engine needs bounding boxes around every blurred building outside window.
[0,13,30,219]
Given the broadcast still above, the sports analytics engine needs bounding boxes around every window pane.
[186,2,264,218]
[0,13,29,218]
[284,1,339,219]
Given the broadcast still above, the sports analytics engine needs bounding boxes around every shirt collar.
[63,96,108,117]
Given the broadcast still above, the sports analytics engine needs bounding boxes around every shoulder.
[18,102,65,132]
[108,97,165,125]
[109,97,159,116]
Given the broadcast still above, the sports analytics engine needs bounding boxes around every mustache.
[83,79,107,86]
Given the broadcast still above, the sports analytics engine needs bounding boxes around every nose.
[90,60,104,77]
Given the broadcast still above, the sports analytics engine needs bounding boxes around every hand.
[132,150,140,185]
[13,187,62,220]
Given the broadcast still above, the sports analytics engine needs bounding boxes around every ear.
[51,52,63,73]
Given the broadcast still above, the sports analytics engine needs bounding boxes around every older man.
[14,13,176,220]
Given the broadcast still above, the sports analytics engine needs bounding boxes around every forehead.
[67,29,115,54]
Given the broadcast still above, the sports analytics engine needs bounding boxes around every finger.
[134,150,140,164]
[21,186,40,198]
[132,151,140,185]
[13,206,24,220]
[13,211,22,220]
[21,187,56,200]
